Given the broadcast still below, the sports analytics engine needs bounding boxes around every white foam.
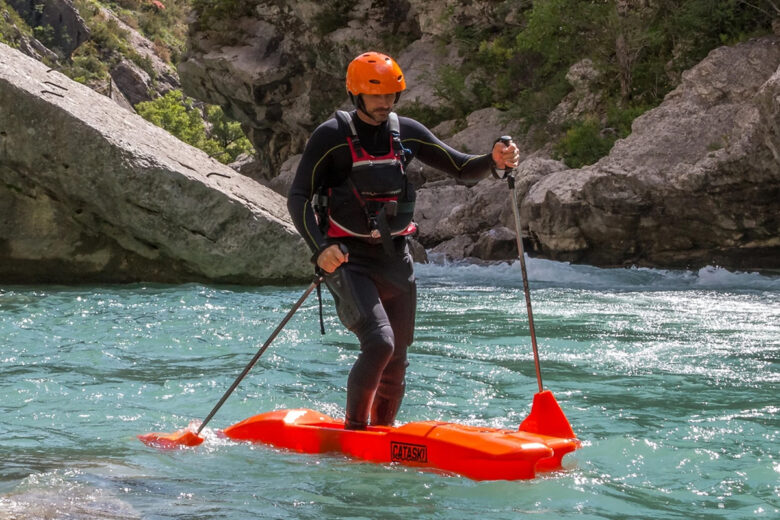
[416,256,780,292]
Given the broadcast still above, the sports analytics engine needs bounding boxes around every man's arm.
[286,120,346,258]
[400,117,519,184]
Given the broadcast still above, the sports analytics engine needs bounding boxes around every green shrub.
[62,41,109,84]
[438,0,772,149]
[551,100,651,168]
[553,117,613,168]
[136,90,254,164]
[313,0,358,35]
[137,90,208,147]
[191,0,257,28]
[204,105,255,163]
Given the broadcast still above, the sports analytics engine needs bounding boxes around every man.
[287,51,519,430]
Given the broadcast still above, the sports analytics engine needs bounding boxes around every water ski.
[221,390,578,481]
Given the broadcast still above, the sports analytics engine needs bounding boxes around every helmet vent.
[369,79,381,84]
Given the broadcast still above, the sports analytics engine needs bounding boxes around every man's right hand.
[317,244,349,273]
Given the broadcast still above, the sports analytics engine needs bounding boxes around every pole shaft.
[510,183,544,393]
[196,277,323,435]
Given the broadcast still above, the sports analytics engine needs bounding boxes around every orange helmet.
[346,52,406,96]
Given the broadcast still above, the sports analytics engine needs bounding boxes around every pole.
[195,276,324,435]
[500,137,544,393]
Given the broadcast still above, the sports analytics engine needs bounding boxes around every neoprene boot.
[344,382,374,431]
[370,383,404,426]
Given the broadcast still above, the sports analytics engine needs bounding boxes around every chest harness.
[314,110,417,255]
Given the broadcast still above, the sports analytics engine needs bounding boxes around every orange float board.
[223,408,580,481]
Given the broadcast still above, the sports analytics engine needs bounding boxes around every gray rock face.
[523,37,780,270]
[99,6,179,103]
[110,59,153,106]
[6,0,89,57]
[417,157,567,261]
[0,43,311,284]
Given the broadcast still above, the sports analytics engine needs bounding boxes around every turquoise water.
[1,259,778,519]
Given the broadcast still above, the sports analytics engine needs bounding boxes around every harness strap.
[328,109,414,247]
[335,110,362,152]
[375,206,395,255]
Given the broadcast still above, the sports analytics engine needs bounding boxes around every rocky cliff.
[0,42,311,284]
[179,2,779,271]
[523,37,780,270]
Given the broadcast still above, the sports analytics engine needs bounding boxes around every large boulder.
[0,43,310,284]
[522,36,780,270]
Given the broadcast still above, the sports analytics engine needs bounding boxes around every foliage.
[136,90,205,146]
[0,0,34,49]
[314,0,358,35]
[136,90,254,164]
[553,117,612,169]
[190,0,257,28]
[458,0,773,164]
[61,41,109,84]
[553,103,650,168]
[203,105,255,163]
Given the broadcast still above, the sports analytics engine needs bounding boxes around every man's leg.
[326,267,395,430]
[370,279,416,426]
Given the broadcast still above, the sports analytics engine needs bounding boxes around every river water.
[1,258,778,519]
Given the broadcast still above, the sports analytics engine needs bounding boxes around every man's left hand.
[492,139,520,170]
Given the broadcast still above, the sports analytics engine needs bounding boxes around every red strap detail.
[346,136,398,162]
[327,226,354,238]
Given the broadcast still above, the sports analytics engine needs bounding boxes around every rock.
[110,59,153,106]
[429,234,475,260]
[470,226,518,261]
[407,237,428,263]
[523,36,780,270]
[447,107,523,155]
[177,2,473,180]
[177,3,779,269]
[17,32,60,63]
[548,58,603,126]
[107,76,134,112]
[98,6,179,100]
[395,37,461,110]
[414,157,566,248]
[0,43,310,284]
[409,0,502,39]
[269,154,300,196]
[6,0,89,57]
[414,177,508,246]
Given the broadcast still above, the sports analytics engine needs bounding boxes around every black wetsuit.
[287,110,493,428]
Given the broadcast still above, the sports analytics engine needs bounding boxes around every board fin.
[137,429,204,449]
[518,390,576,438]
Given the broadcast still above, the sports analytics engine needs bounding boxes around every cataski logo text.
[390,441,428,463]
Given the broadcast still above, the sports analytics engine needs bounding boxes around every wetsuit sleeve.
[400,118,494,185]
[287,121,345,256]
